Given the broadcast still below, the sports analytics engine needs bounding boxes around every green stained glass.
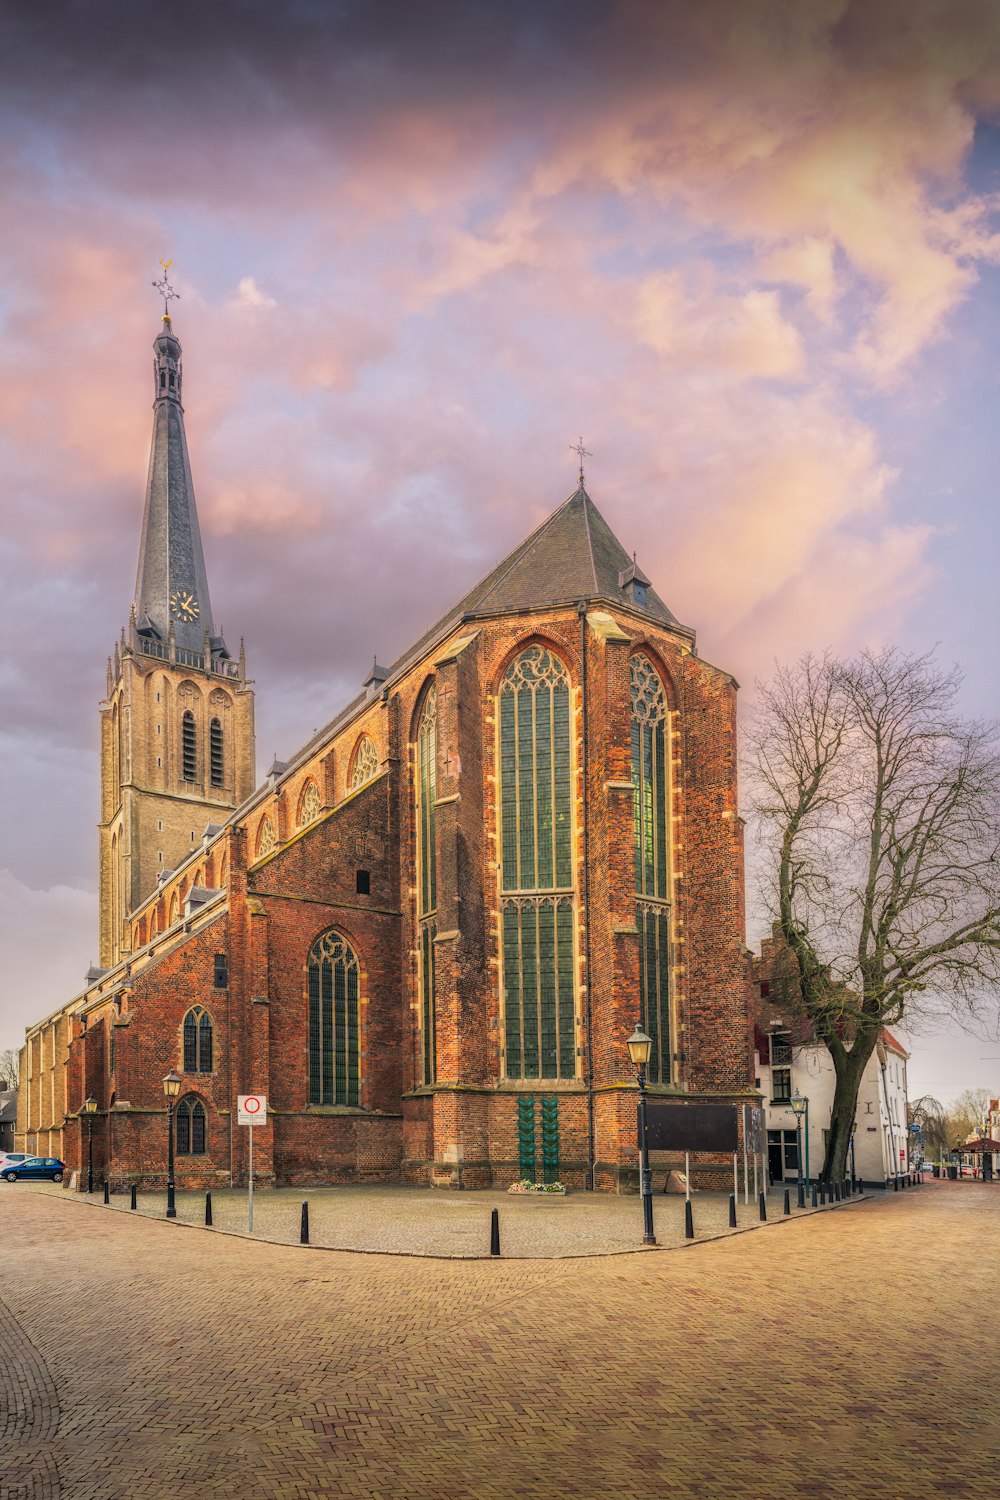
[499,647,577,1080]
[307,930,361,1105]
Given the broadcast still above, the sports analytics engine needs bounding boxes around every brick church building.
[18,312,753,1192]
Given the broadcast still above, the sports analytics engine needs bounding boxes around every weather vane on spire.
[570,436,593,485]
[152,259,179,322]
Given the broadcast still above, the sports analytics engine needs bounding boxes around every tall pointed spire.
[133,306,216,656]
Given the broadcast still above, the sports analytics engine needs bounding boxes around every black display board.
[641,1102,739,1153]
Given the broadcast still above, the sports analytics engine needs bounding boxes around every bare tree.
[0,1047,19,1090]
[908,1094,949,1161]
[944,1085,992,1146]
[748,648,1000,1181]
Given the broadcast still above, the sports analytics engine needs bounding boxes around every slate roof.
[133,322,216,654]
[381,482,687,687]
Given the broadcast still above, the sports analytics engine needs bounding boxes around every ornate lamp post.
[626,1025,656,1246]
[162,1070,181,1218]
[83,1095,98,1194]
[790,1093,808,1208]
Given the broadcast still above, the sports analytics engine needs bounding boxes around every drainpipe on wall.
[578,602,596,1191]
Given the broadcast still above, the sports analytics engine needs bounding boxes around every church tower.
[98,305,255,966]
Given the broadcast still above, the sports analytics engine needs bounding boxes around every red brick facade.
[20,477,756,1193]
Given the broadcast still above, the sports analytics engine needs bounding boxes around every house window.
[182,1006,213,1073]
[210,718,224,788]
[770,1030,792,1066]
[499,647,576,1081]
[214,953,228,989]
[631,654,671,1083]
[181,710,197,782]
[175,1097,206,1155]
[415,685,437,1083]
[772,1067,792,1103]
[307,929,360,1106]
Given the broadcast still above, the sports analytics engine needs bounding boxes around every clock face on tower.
[169,589,200,623]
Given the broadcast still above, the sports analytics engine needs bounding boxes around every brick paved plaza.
[2,1179,998,1499]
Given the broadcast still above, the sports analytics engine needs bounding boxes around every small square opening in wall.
[356,869,370,896]
[214,953,228,988]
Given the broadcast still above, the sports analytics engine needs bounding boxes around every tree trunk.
[822,1035,877,1181]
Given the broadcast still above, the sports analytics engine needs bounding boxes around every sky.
[1,0,998,1106]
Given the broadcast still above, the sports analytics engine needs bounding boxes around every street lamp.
[626,1025,656,1246]
[162,1070,182,1218]
[83,1095,98,1194]
[790,1093,808,1208]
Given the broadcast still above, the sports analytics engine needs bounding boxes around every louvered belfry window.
[181,709,197,782]
[415,685,437,1084]
[209,717,224,787]
[307,930,360,1106]
[499,646,577,1080]
[630,654,672,1083]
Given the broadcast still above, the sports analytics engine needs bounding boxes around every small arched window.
[299,779,321,827]
[181,710,197,782]
[176,1097,207,1155]
[182,1006,213,1073]
[256,817,276,859]
[168,892,179,926]
[210,717,224,788]
[350,735,379,790]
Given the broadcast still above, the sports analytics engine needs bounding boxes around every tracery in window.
[256,817,276,859]
[350,735,379,790]
[498,647,576,1080]
[630,653,671,1083]
[182,1006,214,1073]
[299,779,321,827]
[175,1096,207,1155]
[307,930,360,1106]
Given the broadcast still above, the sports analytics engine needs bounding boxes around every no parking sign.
[237,1094,267,1126]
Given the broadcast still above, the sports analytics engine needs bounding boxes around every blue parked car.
[1,1156,64,1182]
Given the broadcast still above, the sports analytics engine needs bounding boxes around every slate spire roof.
[133,318,216,655]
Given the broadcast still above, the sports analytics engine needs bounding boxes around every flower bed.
[507,1179,567,1195]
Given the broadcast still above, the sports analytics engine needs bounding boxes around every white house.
[754,1023,911,1185]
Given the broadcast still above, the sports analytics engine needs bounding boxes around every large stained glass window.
[415,685,437,1083]
[630,654,672,1083]
[307,930,360,1106]
[499,647,577,1079]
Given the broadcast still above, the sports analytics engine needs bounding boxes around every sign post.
[237,1094,267,1233]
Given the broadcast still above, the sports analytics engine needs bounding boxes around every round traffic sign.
[244,1096,262,1114]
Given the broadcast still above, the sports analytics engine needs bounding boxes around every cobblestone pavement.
[0,1179,997,1499]
[14,1175,834,1257]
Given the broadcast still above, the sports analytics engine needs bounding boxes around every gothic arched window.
[256,817,276,859]
[350,735,379,790]
[182,1006,214,1073]
[498,646,576,1080]
[299,779,321,828]
[181,709,197,782]
[630,654,672,1084]
[307,930,360,1106]
[176,1096,207,1155]
[210,717,224,788]
[414,685,437,1083]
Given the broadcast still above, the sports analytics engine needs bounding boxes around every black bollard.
[797,1179,806,1209]
[834,1183,841,1203]
[205,1192,213,1226]
[728,1193,737,1228]
[300,1201,310,1246]
[130,1183,137,1210]
[783,1188,790,1216]
[893,1174,899,1191]
[811,1182,818,1208]
[819,1183,826,1205]
[489,1207,500,1257]
[758,1191,767,1222]
[684,1199,694,1239]
[103,1181,110,1205]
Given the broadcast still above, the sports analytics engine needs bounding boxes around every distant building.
[17,310,754,1193]
[0,1085,16,1154]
